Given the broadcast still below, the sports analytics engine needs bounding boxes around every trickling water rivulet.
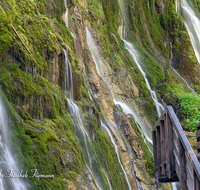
[0,100,27,190]
[177,0,200,63]
[86,27,144,190]
[169,42,195,92]
[63,49,115,190]
[101,121,132,190]
[63,0,74,37]
[123,40,164,117]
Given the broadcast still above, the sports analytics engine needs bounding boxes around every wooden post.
[152,131,157,179]
[179,138,187,190]
[193,170,200,190]
[157,126,161,179]
[161,120,166,176]
[167,114,175,178]
[196,122,200,161]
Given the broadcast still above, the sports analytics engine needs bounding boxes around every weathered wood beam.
[161,120,166,176]
[179,139,187,190]
[188,139,197,147]
[157,126,161,179]
[167,114,175,178]
[185,131,196,137]
[152,130,157,179]
[167,106,200,181]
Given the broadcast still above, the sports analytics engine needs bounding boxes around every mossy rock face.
[167,2,200,87]
[73,71,82,101]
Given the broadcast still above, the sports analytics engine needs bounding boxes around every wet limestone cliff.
[0,0,200,189]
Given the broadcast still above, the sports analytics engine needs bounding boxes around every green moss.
[130,117,154,178]
[0,12,12,53]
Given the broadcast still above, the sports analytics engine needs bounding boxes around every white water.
[178,0,200,63]
[169,42,195,92]
[86,27,159,188]
[63,49,114,190]
[101,121,132,190]
[123,40,164,117]
[63,49,74,99]
[86,27,107,82]
[102,169,112,190]
[63,0,74,37]
[111,33,119,47]
[113,100,153,154]
[172,182,178,190]
[0,100,26,190]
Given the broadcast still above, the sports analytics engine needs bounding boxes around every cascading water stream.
[101,121,132,190]
[177,0,200,63]
[63,49,119,190]
[63,0,74,37]
[123,40,164,117]
[87,27,153,189]
[0,100,27,190]
[169,42,195,92]
[113,100,153,154]
[86,27,135,189]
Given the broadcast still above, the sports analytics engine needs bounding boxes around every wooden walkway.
[152,106,200,189]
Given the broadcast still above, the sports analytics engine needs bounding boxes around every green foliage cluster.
[157,78,200,132]
[179,93,200,132]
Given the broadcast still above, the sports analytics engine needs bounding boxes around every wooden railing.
[152,106,200,189]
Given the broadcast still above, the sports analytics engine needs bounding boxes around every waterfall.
[113,100,153,155]
[87,27,154,189]
[63,0,74,37]
[178,0,200,63]
[63,49,116,190]
[63,49,73,99]
[101,121,132,190]
[169,42,195,92]
[0,100,27,190]
[123,40,164,117]
[64,0,69,28]
[111,33,119,47]
[172,182,178,190]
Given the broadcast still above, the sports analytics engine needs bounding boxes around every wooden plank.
[193,149,198,156]
[174,139,179,155]
[167,106,200,181]
[175,158,180,179]
[193,171,200,190]
[188,139,197,147]
[197,141,200,150]
[152,130,157,179]
[173,128,179,143]
[187,179,193,190]
[164,113,169,176]
[186,160,193,180]
[196,130,200,141]
[174,149,180,168]
[179,139,187,190]
[157,126,161,177]
[160,120,166,176]
[185,131,196,137]
[167,114,175,176]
